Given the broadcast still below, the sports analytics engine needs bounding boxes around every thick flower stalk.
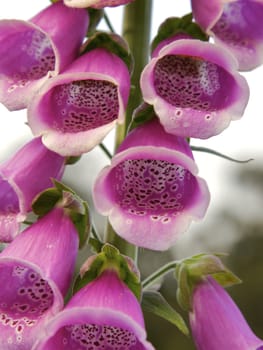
[28,47,131,156]
[191,0,263,71]
[93,118,210,251]
[64,0,135,9]
[140,38,249,139]
[34,266,154,350]
[0,206,79,349]
[0,2,89,111]
[190,276,263,350]
[0,137,65,243]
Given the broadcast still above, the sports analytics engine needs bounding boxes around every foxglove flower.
[28,47,131,156]
[0,137,65,242]
[140,38,249,139]
[0,206,79,349]
[34,268,154,350]
[190,276,263,350]
[93,119,210,251]
[191,0,263,71]
[0,2,89,111]
[64,0,134,8]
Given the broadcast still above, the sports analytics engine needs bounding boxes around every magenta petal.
[0,2,89,111]
[0,137,65,243]
[64,0,135,8]
[140,38,249,139]
[28,48,131,156]
[0,207,79,349]
[34,270,155,350]
[93,120,210,251]
[191,0,263,71]
[190,277,263,350]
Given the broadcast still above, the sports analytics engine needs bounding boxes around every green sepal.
[128,103,156,133]
[88,237,104,253]
[32,179,90,248]
[86,8,104,36]
[151,14,208,54]
[175,253,242,311]
[73,243,141,300]
[65,155,82,165]
[81,31,134,73]
[142,290,189,336]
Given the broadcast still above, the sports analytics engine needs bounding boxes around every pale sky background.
[0,0,262,256]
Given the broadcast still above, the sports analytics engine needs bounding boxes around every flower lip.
[0,257,63,349]
[64,0,135,9]
[93,127,210,251]
[140,38,249,139]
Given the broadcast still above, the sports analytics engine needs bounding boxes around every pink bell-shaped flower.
[0,207,79,349]
[190,276,263,350]
[191,0,263,71]
[93,118,210,251]
[28,47,131,156]
[64,0,135,8]
[0,2,89,110]
[140,38,249,139]
[34,267,154,350]
[0,137,65,243]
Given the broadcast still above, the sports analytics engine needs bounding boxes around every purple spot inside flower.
[212,1,263,50]
[153,55,236,111]
[112,159,198,219]
[0,261,54,345]
[43,324,144,349]
[0,177,19,214]
[0,27,55,92]
[48,80,119,133]
[257,347,263,350]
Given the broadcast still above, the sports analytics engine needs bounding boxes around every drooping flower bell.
[28,35,131,156]
[0,206,79,350]
[0,2,89,111]
[140,37,249,139]
[33,244,155,350]
[191,0,263,71]
[0,137,65,243]
[174,253,263,350]
[93,117,210,251]
[64,0,135,9]
[190,277,263,350]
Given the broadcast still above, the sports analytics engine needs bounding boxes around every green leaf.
[128,103,156,133]
[32,188,62,216]
[142,291,189,336]
[82,31,134,72]
[151,14,208,54]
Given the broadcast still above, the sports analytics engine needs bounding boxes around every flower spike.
[0,137,65,243]
[140,38,249,139]
[191,0,263,71]
[0,2,89,110]
[93,118,210,251]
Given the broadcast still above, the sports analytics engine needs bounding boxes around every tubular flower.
[191,0,263,71]
[190,276,263,350]
[93,119,210,251]
[34,268,155,350]
[0,137,65,243]
[28,48,131,156]
[0,207,79,350]
[64,0,135,8]
[0,2,89,111]
[140,38,249,139]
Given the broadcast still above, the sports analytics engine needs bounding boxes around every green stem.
[105,0,153,260]
[142,261,178,289]
[99,143,112,159]
[103,11,116,33]
[114,0,153,150]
